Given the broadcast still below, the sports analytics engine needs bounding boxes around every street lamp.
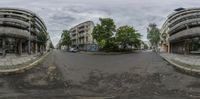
[28,16,32,55]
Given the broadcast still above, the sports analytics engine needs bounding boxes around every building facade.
[161,8,200,54]
[46,35,52,51]
[0,8,49,56]
[70,21,98,51]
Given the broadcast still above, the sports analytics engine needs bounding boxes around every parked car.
[70,48,78,53]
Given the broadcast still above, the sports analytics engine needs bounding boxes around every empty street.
[53,50,200,98]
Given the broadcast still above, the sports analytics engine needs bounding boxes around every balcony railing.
[168,18,200,34]
[169,14,200,28]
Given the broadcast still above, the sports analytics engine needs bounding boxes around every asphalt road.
[51,50,200,99]
[1,50,200,99]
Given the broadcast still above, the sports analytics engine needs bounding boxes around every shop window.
[0,39,2,49]
[5,38,16,53]
[190,37,200,53]
[4,15,8,18]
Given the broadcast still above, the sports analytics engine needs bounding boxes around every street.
[1,1,200,99]
[0,50,200,99]
[53,50,200,98]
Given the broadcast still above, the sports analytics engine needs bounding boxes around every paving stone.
[0,54,40,70]
[5,62,11,66]
[161,53,200,67]
[0,62,4,66]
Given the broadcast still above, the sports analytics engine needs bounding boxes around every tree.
[147,23,160,51]
[37,31,48,54]
[143,43,148,49]
[61,30,71,50]
[141,41,149,50]
[49,42,54,49]
[56,40,62,49]
[116,25,141,50]
[103,37,118,51]
[92,18,116,50]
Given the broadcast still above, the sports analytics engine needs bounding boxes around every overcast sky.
[1,0,200,45]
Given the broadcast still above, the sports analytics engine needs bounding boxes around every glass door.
[5,38,16,53]
[190,37,200,54]
[0,39,2,49]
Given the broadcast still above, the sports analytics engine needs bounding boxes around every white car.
[70,48,78,53]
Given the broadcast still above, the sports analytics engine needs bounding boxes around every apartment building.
[70,21,98,51]
[0,8,50,56]
[160,8,200,54]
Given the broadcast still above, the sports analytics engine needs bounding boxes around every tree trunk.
[67,44,70,51]
[39,44,43,55]
[42,45,44,55]
[2,38,6,57]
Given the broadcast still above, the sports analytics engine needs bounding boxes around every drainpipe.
[2,38,6,57]
[184,39,190,55]
[28,17,31,55]
[168,42,171,53]
[19,39,22,55]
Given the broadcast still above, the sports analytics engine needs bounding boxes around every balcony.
[71,36,77,40]
[168,18,200,34]
[78,33,85,38]
[30,35,37,41]
[78,25,84,29]
[169,27,200,42]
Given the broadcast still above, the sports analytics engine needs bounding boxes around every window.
[0,39,2,49]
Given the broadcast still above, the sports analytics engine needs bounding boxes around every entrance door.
[0,39,2,54]
[0,39,2,49]
[190,37,200,54]
[5,38,16,53]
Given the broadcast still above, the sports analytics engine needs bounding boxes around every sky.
[1,0,200,46]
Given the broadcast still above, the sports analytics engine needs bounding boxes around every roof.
[69,21,94,31]
[0,7,47,30]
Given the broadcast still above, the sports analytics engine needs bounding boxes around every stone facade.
[69,21,98,51]
[0,8,49,57]
[161,8,200,54]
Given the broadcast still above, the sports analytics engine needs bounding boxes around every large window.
[5,38,16,53]
[190,37,200,54]
[0,39,2,49]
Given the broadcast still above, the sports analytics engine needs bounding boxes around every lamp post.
[28,16,31,55]
[86,33,89,52]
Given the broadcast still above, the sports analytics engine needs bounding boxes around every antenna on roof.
[174,7,185,11]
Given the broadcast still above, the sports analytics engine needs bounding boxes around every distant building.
[141,41,150,50]
[160,8,200,54]
[69,21,98,51]
[46,35,52,51]
[0,8,50,56]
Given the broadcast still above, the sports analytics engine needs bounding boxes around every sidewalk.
[160,53,200,74]
[0,53,49,73]
[79,50,140,55]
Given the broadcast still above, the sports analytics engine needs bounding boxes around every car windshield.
[0,0,200,99]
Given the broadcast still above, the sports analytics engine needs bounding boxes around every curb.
[0,52,50,74]
[79,51,139,55]
[160,54,200,75]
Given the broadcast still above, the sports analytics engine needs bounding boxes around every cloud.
[0,0,200,46]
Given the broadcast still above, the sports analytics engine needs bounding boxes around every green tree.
[49,42,54,49]
[61,30,71,50]
[92,18,116,50]
[56,40,62,49]
[116,25,141,50]
[104,37,118,52]
[147,23,160,51]
[37,31,48,54]
[141,41,149,50]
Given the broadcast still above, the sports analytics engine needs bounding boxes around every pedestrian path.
[0,54,38,70]
[160,53,200,74]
